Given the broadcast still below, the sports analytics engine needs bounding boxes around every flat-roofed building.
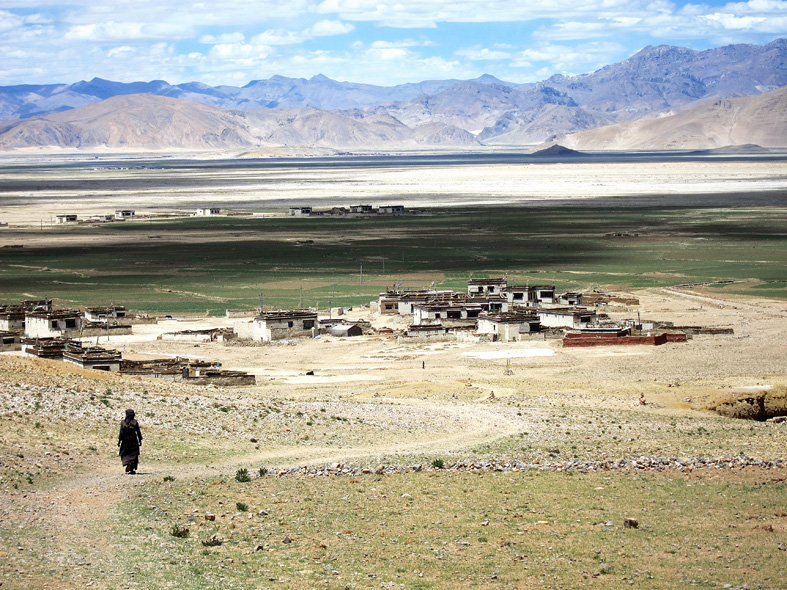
[234,310,318,342]
[468,278,507,296]
[477,312,541,342]
[25,309,83,338]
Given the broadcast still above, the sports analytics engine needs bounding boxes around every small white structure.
[504,285,556,305]
[84,305,126,322]
[468,278,507,296]
[115,209,135,220]
[62,344,122,372]
[379,205,404,215]
[413,303,482,326]
[196,208,221,217]
[350,204,373,214]
[477,313,541,342]
[55,214,78,224]
[235,310,318,342]
[288,207,312,217]
[538,308,596,329]
[0,331,21,352]
[558,292,583,305]
[25,310,83,338]
[331,324,363,338]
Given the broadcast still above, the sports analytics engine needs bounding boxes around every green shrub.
[235,468,251,482]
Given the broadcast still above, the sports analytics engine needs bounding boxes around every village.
[38,204,410,227]
[0,276,718,390]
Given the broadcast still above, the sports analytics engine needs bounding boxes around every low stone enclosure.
[20,337,255,385]
[562,329,688,347]
[120,358,255,386]
[158,328,236,343]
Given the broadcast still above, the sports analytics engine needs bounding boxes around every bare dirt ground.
[1,291,785,588]
[0,153,785,588]
[1,156,786,226]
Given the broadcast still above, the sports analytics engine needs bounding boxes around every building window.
[303,320,314,329]
[51,320,58,329]
[65,319,77,328]
[287,321,294,328]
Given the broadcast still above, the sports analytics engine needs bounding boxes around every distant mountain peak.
[0,39,784,148]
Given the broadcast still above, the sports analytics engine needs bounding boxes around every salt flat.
[1,152,786,226]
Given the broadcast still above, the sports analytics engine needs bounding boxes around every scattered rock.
[624,517,639,529]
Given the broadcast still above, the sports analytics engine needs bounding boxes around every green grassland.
[104,469,786,590]
[1,203,786,312]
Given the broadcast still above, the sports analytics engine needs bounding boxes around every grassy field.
[1,203,785,312]
[51,469,787,590]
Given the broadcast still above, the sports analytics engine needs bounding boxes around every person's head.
[125,408,135,421]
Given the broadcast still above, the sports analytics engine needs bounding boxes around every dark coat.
[118,418,143,466]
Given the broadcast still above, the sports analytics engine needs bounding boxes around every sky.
[0,0,785,87]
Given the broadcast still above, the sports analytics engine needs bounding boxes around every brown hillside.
[559,86,787,150]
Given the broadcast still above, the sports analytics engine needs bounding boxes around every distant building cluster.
[379,277,594,342]
[288,205,406,217]
[0,299,254,385]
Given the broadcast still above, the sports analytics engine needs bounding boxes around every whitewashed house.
[25,310,83,338]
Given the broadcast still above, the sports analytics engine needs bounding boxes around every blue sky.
[0,0,785,86]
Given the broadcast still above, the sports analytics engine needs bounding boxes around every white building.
[25,310,83,338]
[538,308,596,329]
[468,278,507,296]
[196,208,221,216]
[234,310,318,342]
[477,313,541,342]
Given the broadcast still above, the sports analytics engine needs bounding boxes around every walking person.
[118,408,143,474]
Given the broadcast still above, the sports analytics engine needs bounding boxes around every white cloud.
[199,32,245,44]
[250,29,303,46]
[510,41,627,75]
[0,10,25,33]
[107,45,136,58]
[64,21,191,42]
[455,46,511,60]
[369,38,436,48]
[305,19,355,37]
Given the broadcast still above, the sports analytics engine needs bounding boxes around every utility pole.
[299,286,303,308]
[360,262,363,285]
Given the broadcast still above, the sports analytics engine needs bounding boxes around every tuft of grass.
[169,524,189,538]
[235,468,251,483]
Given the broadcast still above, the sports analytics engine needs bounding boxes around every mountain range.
[1,38,785,151]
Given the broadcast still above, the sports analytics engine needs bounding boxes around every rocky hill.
[0,94,479,151]
[557,85,787,150]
